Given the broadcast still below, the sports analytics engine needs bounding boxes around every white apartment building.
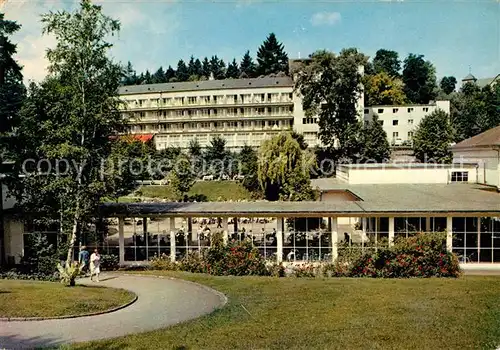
[119,77,325,150]
[363,100,450,146]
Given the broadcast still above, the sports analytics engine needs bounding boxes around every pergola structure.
[99,183,500,266]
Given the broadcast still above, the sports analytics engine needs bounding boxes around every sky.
[3,0,500,84]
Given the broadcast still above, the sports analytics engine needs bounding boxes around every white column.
[446,216,453,252]
[331,217,338,262]
[477,217,481,263]
[277,217,284,263]
[362,217,367,250]
[388,217,395,247]
[118,217,125,266]
[222,218,229,245]
[169,217,176,262]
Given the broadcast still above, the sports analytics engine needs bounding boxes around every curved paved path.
[0,274,226,349]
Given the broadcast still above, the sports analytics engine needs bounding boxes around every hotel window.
[201,96,210,104]
[288,93,293,100]
[364,109,369,114]
[408,119,414,125]
[302,118,317,124]
[423,107,429,112]
[259,94,265,102]
[243,121,252,128]
[175,110,183,117]
[289,106,294,113]
[451,171,468,182]
[408,131,414,139]
[187,110,194,117]
[162,98,170,105]
[393,108,399,113]
[187,97,197,105]
[377,108,384,114]
[200,122,210,129]
[392,120,399,126]
[407,107,414,113]
[212,95,218,104]
[212,109,218,116]
[189,122,197,129]
[138,99,146,107]
[257,108,265,115]
[226,121,236,128]
[393,132,399,138]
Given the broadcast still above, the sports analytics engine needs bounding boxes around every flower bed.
[149,232,461,278]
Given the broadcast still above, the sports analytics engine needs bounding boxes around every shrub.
[22,233,59,275]
[0,269,59,282]
[348,232,461,278]
[100,254,119,271]
[150,254,179,271]
[292,263,319,278]
[266,263,286,277]
[57,261,84,287]
[178,252,206,273]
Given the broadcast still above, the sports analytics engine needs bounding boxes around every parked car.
[233,174,245,181]
[202,174,214,181]
[219,173,230,181]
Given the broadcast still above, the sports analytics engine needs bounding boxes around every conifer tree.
[165,65,176,82]
[201,57,210,79]
[176,59,189,82]
[256,33,289,76]
[240,50,256,78]
[226,59,240,79]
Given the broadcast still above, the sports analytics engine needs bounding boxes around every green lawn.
[0,280,135,318]
[70,271,500,350]
[137,181,253,201]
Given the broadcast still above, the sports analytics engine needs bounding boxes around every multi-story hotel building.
[119,66,448,150]
[363,100,451,146]
[118,77,321,150]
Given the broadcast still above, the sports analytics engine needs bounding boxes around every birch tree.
[12,0,125,265]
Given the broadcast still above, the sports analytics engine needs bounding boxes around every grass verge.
[70,271,500,350]
[137,181,253,201]
[0,280,135,318]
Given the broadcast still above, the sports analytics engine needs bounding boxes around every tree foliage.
[238,144,260,194]
[169,153,195,200]
[365,71,407,106]
[402,53,438,104]
[372,49,401,77]
[256,33,289,76]
[257,132,315,201]
[360,116,391,162]
[295,49,367,163]
[412,109,453,163]
[451,83,500,142]
[12,0,125,264]
[226,58,240,79]
[0,12,25,151]
[440,76,457,95]
[240,50,256,78]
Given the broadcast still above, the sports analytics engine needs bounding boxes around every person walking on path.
[78,246,90,276]
[90,248,101,282]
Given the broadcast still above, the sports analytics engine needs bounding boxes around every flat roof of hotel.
[337,163,478,169]
[100,183,500,217]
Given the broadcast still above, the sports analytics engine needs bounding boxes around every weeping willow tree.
[257,132,316,201]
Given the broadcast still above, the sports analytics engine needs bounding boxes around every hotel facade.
[119,75,450,150]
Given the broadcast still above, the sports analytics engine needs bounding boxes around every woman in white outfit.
[90,248,101,282]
